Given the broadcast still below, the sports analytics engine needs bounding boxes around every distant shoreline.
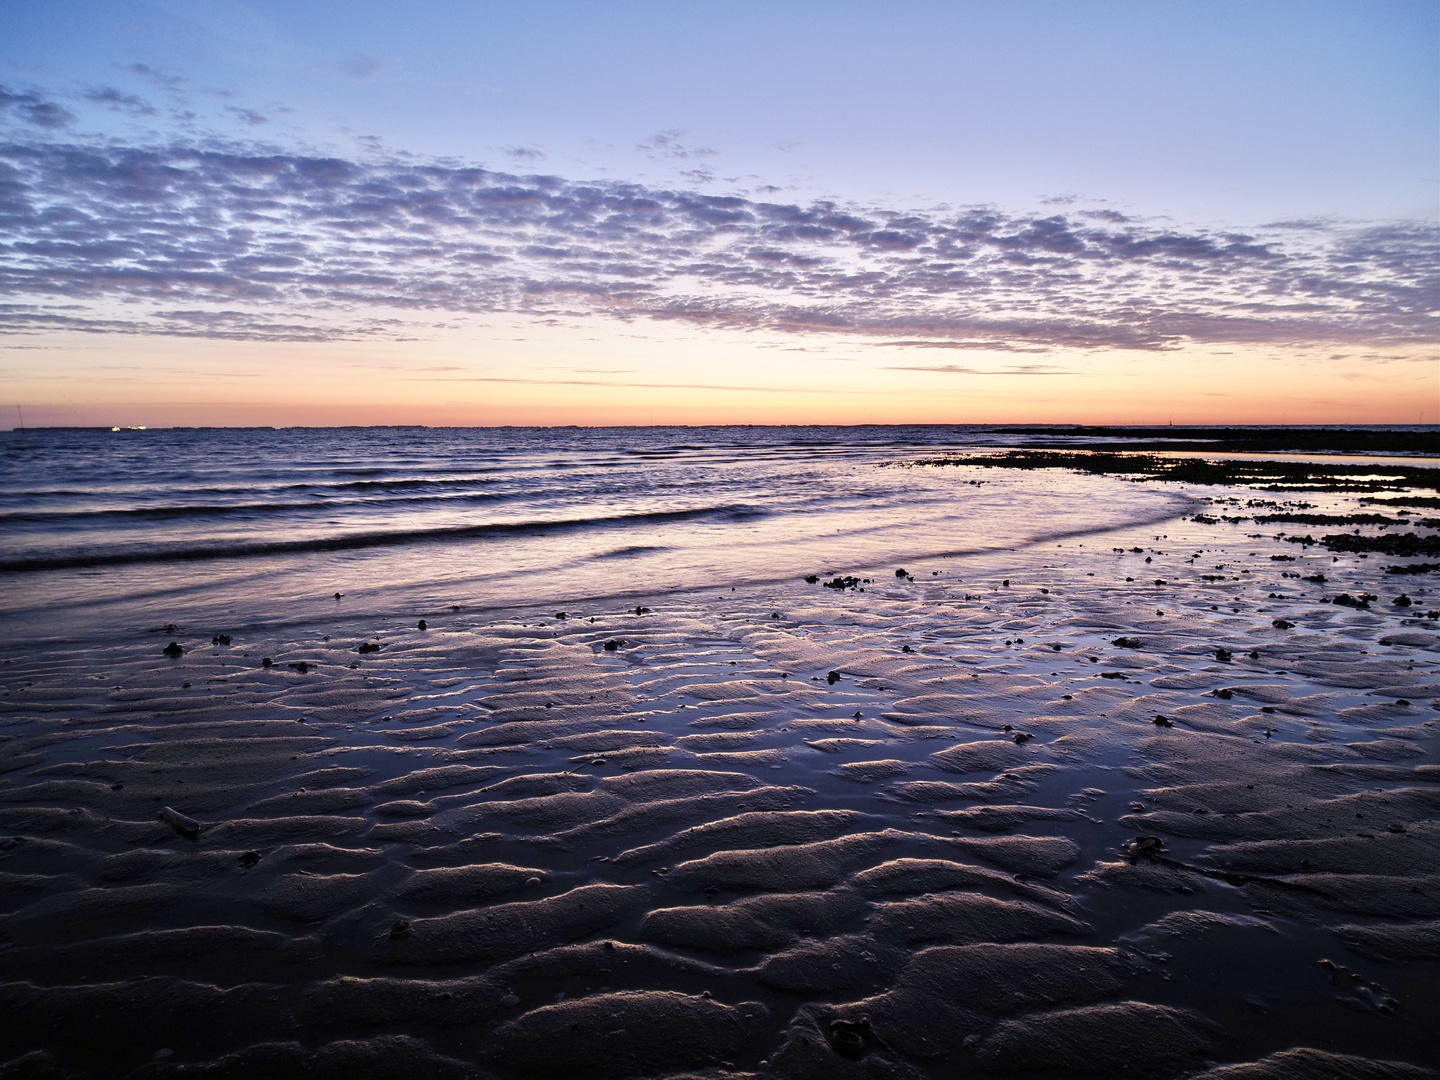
[6,422,1439,456]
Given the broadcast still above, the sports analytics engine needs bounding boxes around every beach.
[0,427,1437,1078]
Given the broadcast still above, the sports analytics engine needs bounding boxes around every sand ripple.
[1,487,1438,1076]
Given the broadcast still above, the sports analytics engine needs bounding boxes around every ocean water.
[0,425,1192,640]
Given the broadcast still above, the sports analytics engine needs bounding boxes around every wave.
[0,475,511,510]
[0,504,768,573]
[289,475,506,493]
[593,544,670,559]
[0,490,514,526]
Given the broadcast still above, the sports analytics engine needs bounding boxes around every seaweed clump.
[1294,533,1440,558]
[891,451,1440,493]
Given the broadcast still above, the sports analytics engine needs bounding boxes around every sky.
[1,0,1436,427]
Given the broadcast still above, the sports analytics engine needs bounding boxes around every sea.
[0,425,1199,642]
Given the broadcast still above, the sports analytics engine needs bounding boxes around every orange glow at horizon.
[5,318,1437,429]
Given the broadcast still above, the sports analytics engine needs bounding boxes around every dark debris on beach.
[893,450,1440,493]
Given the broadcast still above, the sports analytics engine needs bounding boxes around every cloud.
[82,86,158,116]
[125,64,187,90]
[1079,209,1129,224]
[340,56,383,80]
[0,304,411,343]
[502,146,546,161]
[0,85,75,128]
[883,364,1072,375]
[636,129,716,160]
[402,373,850,393]
[0,131,1434,352]
[875,340,1050,353]
[223,106,270,126]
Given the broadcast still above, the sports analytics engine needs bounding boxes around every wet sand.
[1,476,1437,1078]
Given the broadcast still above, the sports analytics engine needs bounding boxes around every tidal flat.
[0,429,1437,1078]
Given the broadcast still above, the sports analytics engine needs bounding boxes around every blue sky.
[6,0,1435,221]
[1,1,1436,425]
